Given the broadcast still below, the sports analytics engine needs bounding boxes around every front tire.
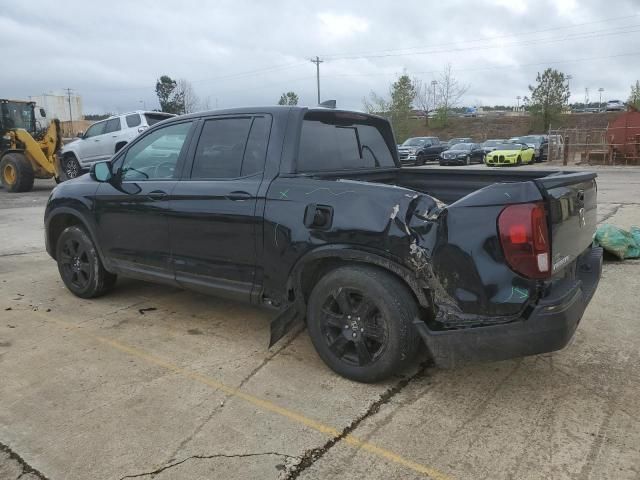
[0,153,34,193]
[306,265,420,383]
[465,155,470,165]
[415,154,426,166]
[61,154,82,180]
[56,226,117,298]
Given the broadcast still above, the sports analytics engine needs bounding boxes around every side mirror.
[39,108,46,118]
[91,161,112,182]
[77,131,84,138]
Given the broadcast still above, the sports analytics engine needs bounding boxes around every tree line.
[151,72,640,142]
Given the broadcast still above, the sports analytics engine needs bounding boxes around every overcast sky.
[2,0,639,114]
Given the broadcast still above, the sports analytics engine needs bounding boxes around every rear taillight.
[498,202,550,279]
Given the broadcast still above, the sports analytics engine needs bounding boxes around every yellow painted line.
[35,312,452,480]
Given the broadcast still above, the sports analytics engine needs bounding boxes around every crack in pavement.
[119,451,300,479]
[0,442,49,480]
[165,325,306,461]
[283,359,432,480]
[598,204,623,224]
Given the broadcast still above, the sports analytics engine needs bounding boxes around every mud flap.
[269,305,302,348]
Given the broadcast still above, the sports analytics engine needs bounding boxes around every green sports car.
[485,143,535,166]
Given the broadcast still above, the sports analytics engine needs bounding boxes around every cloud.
[317,12,370,39]
[0,0,637,113]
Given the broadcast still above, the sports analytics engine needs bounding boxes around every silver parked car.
[60,111,175,178]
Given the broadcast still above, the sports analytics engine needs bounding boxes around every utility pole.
[598,87,604,111]
[431,80,438,109]
[584,87,589,107]
[566,75,573,105]
[311,56,323,104]
[65,88,74,136]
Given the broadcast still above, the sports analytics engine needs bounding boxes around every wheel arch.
[286,245,431,313]
[45,208,108,267]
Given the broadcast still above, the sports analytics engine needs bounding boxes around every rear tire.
[306,265,420,383]
[56,226,117,298]
[0,153,34,193]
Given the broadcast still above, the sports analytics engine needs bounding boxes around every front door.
[94,120,195,283]
[77,120,107,164]
[169,115,271,301]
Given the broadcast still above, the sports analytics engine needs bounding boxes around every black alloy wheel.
[318,287,388,367]
[59,236,92,290]
[307,265,420,382]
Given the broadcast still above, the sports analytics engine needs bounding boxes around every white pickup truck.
[60,111,174,178]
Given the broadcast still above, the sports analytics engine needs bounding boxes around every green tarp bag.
[593,224,640,259]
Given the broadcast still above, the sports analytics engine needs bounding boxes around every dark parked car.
[446,137,472,147]
[439,143,485,165]
[397,137,448,165]
[481,139,506,154]
[45,106,602,382]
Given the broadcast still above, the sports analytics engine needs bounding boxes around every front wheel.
[61,154,82,180]
[465,155,470,165]
[56,226,117,298]
[415,154,426,166]
[307,265,420,383]
[0,153,34,192]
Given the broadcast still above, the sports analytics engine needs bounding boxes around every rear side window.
[241,116,270,176]
[144,113,173,126]
[297,114,395,172]
[126,114,142,128]
[191,117,253,179]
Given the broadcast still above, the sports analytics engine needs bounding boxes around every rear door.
[536,173,598,274]
[169,115,271,301]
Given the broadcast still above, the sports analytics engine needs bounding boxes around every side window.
[242,117,270,177]
[191,117,252,179]
[120,122,192,181]
[84,121,106,139]
[104,118,121,134]
[126,114,142,128]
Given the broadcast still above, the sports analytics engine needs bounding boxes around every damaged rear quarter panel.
[262,175,538,328]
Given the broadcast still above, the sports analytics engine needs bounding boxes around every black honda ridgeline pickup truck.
[45,107,602,382]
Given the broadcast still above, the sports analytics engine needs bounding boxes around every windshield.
[519,136,540,145]
[402,138,427,146]
[495,143,518,150]
[297,111,396,172]
[451,143,472,150]
[482,140,503,147]
[1,101,35,132]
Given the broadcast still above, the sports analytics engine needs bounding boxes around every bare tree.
[177,79,199,114]
[362,92,391,118]
[436,64,469,125]
[412,78,438,126]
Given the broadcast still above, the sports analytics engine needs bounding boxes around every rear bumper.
[416,247,603,367]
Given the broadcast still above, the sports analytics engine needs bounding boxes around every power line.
[321,13,639,59]
[319,51,640,79]
[323,24,640,60]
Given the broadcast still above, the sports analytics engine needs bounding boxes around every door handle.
[227,191,252,201]
[147,190,167,200]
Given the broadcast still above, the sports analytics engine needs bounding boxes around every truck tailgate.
[535,172,598,274]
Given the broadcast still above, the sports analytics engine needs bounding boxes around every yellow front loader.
[1,99,63,193]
